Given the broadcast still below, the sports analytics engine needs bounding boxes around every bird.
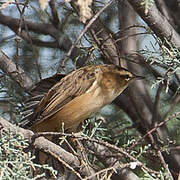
[20,64,143,177]
[21,64,142,133]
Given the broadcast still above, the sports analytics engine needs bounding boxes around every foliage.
[0,129,57,179]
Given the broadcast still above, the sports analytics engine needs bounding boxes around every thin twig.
[14,0,29,70]
[82,166,116,180]
[114,24,148,36]
[50,151,83,179]
[49,0,60,28]
[130,112,180,149]
[148,132,173,180]
[162,93,180,122]
[58,0,115,71]
[114,32,152,44]
[16,0,42,81]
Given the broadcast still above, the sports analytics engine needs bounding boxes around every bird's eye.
[121,74,131,81]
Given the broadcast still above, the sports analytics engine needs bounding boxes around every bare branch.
[127,0,180,47]
[0,12,89,68]
[156,0,175,27]
[89,19,120,65]
[0,50,33,90]
[0,12,59,38]
[33,131,159,176]
[49,0,60,28]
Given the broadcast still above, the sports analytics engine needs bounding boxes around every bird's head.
[100,64,144,95]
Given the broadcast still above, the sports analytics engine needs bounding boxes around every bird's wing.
[28,66,99,127]
[20,73,65,127]
[30,73,66,95]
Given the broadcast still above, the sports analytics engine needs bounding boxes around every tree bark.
[127,0,180,48]
[117,1,180,177]
[0,50,33,90]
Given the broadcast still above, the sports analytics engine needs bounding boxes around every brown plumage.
[21,64,138,133]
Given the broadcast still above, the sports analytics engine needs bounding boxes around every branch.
[59,0,116,70]
[0,12,88,68]
[127,0,180,48]
[85,141,140,180]
[34,132,158,176]
[0,116,95,178]
[0,12,58,38]
[163,0,180,29]
[0,50,33,90]
[0,12,61,49]
[49,0,60,28]
[89,19,120,65]
[117,1,180,177]
[156,0,175,27]
[17,31,60,48]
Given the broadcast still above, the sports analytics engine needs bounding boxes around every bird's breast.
[32,82,122,133]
